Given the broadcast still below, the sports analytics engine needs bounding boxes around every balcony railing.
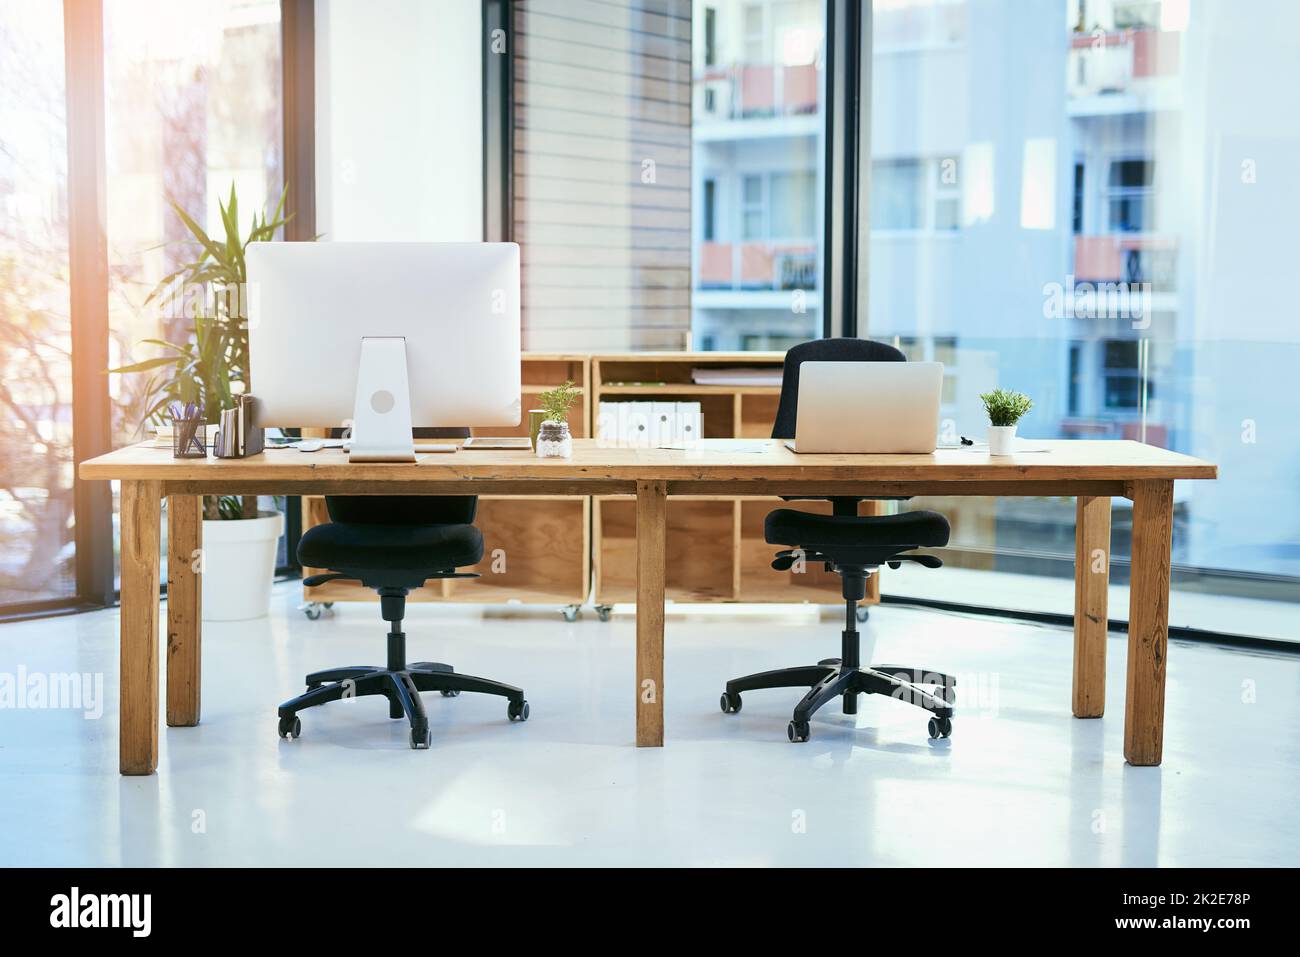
[698,242,816,291]
[1067,28,1181,98]
[696,63,819,123]
[1073,235,1177,289]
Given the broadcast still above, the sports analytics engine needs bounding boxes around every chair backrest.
[770,338,906,439]
[324,427,477,526]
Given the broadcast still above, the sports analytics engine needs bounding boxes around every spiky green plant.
[979,388,1034,427]
[110,183,294,519]
[110,182,291,428]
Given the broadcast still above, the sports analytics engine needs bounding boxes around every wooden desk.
[79,439,1216,775]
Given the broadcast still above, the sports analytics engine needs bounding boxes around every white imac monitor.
[246,242,521,462]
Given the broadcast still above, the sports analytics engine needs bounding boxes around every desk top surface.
[80,439,1217,483]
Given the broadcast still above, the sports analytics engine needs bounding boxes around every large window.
[0,2,75,606]
[104,0,283,447]
[0,0,285,613]
[102,0,284,584]
[868,0,1300,629]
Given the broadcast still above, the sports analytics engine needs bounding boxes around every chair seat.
[765,508,950,549]
[298,521,484,574]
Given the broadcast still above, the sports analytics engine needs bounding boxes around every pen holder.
[171,416,208,458]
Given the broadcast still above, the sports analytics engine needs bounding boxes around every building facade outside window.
[869,0,1300,623]
[691,0,825,351]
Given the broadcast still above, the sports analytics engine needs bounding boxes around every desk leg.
[636,480,667,747]
[1072,495,1111,718]
[1124,480,1174,766]
[120,480,162,775]
[166,494,202,726]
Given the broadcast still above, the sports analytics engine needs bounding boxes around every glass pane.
[102,0,284,583]
[692,0,826,351]
[869,0,1300,635]
[769,170,815,238]
[512,2,693,350]
[871,159,925,230]
[0,2,76,605]
[510,1,826,353]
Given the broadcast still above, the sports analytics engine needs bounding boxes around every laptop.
[785,361,943,453]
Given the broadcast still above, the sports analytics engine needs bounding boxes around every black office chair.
[277,431,528,749]
[718,338,956,743]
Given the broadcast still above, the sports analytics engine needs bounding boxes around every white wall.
[315,0,482,242]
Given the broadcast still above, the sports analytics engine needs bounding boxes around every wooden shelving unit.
[302,354,592,615]
[301,351,879,618]
[589,352,882,610]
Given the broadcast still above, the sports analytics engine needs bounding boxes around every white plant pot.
[200,510,283,621]
[987,425,1018,455]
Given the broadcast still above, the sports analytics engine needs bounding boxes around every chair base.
[278,661,528,749]
[721,661,955,743]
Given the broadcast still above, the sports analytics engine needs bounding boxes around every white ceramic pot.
[200,510,283,621]
[987,425,1018,455]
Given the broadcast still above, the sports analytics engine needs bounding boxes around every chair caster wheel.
[561,605,581,623]
[508,699,530,722]
[440,689,460,697]
[303,603,323,621]
[787,720,810,743]
[278,716,301,739]
[928,716,952,739]
[720,691,742,714]
[410,726,431,749]
[595,604,613,622]
[856,607,870,623]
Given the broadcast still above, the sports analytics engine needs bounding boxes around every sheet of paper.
[659,438,772,453]
[939,442,1051,453]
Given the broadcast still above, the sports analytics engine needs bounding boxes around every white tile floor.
[1,582,1297,867]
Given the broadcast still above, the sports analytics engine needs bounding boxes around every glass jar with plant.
[110,183,295,620]
[979,388,1033,455]
[535,380,580,458]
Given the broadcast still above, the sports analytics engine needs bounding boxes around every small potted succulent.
[535,380,581,458]
[979,388,1033,455]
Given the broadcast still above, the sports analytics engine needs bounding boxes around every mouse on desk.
[296,440,324,452]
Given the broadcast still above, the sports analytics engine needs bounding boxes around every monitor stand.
[348,337,416,463]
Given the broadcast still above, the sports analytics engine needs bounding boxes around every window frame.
[1104,155,1156,234]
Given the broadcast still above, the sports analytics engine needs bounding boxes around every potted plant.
[979,388,1033,455]
[111,183,292,620]
[535,380,581,458]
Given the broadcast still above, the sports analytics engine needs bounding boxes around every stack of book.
[596,401,703,447]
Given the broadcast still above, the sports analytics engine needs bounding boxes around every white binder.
[651,402,675,448]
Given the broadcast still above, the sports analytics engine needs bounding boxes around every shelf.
[303,351,883,611]
[589,350,881,607]
[444,497,589,603]
[598,384,780,396]
[595,497,736,603]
